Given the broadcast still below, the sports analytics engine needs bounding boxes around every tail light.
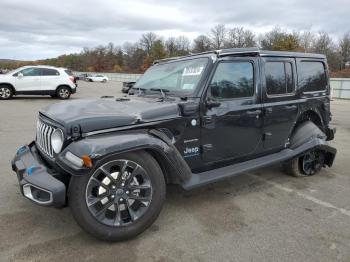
[69,76,75,83]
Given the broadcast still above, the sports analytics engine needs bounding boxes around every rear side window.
[298,61,327,92]
[265,61,294,95]
[64,70,73,76]
[209,62,254,99]
[41,68,60,76]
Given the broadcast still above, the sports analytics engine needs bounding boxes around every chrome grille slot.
[36,120,55,157]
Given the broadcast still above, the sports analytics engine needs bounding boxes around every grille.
[36,120,55,157]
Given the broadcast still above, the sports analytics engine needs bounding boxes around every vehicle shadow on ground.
[1,164,335,262]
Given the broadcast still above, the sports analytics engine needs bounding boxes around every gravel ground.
[0,81,349,262]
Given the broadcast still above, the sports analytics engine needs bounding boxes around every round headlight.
[51,128,64,154]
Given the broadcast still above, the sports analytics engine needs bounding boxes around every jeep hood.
[40,98,180,133]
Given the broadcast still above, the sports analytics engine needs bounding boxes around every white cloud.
[0,0,349,59]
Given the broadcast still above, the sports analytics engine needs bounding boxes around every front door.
[262,57,299,151]
[14,67,41,92]
[201,57,263,163]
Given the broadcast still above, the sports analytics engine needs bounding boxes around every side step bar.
[181,138,336,190]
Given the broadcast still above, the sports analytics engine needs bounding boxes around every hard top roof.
[155,47,326,64]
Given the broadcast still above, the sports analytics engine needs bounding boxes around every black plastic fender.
[56,129,192,184]
[289,121,336,167]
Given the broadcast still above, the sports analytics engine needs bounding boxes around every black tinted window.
[210,62,254,99]
[41,68,60,76]
[265,62,294,95]
[19,68,41,76]
[298,61,327,92]
[65,70,73,76]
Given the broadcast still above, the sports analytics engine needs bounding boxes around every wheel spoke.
[95,201,114,219]
[90,177,109,190]
[87,194,108,207]
[126,200,139,221]
[100,166,117,183]
[113,203,122,226]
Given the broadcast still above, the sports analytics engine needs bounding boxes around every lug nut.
[111,185,116,189]
[111,195,115,199]
[126,190,129,195]
[121,183,125,187]
[119,198,123,202]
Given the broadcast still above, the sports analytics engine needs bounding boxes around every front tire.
[0,85,14,100]
[68,151,166,241]
[57,86,71,99]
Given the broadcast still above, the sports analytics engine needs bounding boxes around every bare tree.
[210,24,226,49]
[192,35,212,53]
[340,32,350,69]
[165,37,177,57]
[175,36,191,55]
[299,30,315,52]
[225,27,256,48]
[140,32,158,54]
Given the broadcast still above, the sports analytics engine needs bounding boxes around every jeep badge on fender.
[11,48,336,241]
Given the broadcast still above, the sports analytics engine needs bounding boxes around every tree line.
[2,25,350,77]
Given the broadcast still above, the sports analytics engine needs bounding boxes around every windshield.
[134,58,208,94]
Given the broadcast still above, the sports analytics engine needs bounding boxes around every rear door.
[262,57,299,151]
[40,68,61,91]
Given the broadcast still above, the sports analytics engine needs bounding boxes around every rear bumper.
[11,142,66,207]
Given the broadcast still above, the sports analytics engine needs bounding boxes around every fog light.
[65,151,84,167]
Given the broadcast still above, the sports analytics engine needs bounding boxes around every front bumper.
[11,142,66,207]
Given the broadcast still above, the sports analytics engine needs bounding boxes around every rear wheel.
[283,150,325,177]
[68,151,166,241]
[56,86,71,99]
[0,85,14,100]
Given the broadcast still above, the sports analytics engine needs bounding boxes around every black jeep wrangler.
[12,48,336,241]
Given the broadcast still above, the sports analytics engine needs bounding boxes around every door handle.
[247,109,262,115]
[285,105,297,110]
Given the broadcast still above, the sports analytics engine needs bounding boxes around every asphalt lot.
[0,81,349,262]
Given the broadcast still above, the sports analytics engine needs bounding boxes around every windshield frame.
[133,56,211,97]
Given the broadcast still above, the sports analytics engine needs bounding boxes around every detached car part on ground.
[12,48,336,241]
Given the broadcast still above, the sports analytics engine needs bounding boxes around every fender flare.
[289,121,336,167]
[56,129,192,184]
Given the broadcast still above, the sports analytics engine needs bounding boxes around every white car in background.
[0,65,77,100]
[86,74,109,83]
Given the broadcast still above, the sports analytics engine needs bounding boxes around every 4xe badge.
[183,146,200,158]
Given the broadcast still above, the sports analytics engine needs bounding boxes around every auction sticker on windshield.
[182,66,204,76]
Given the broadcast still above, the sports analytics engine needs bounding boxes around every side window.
[19,68,41,77]
[298,61,327,92]
[41,68,60,76]
[209,62,254,99]
[265,61,294,95]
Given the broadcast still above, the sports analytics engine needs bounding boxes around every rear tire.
[68,151,166,241]
[283,150,325,177]
[0,85,14,100]
[56,86,71,99]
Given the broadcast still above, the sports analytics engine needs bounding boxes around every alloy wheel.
[0,87,11,99]
[59,88,70,99]
[301,151,324,176]
[85,159,153,227]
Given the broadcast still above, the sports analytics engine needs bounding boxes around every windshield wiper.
[150,88,170,99]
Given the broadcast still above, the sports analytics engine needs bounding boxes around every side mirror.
[17,73,23,78]
[206,98,221,109]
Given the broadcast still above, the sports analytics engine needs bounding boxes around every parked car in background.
[86,74,108,82]
[122,81,136,93]
[76,73,91,81]
[0,65,77,100]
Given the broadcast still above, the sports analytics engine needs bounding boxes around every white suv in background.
[0,66,77,100]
